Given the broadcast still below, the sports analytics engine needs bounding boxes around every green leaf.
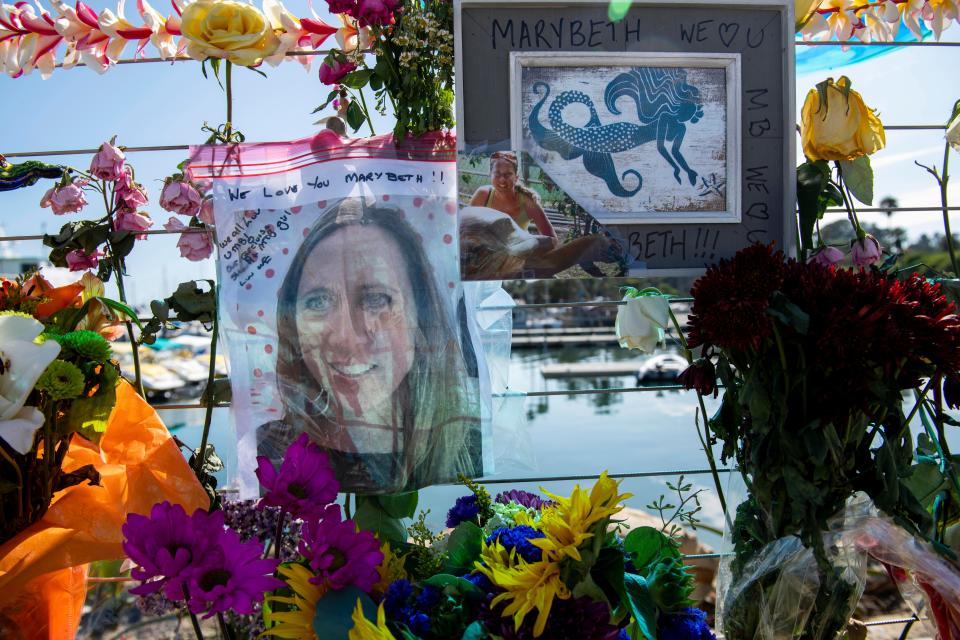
[345,100,366,132]
[353,495,408,544]
[839,155,874,205]
[795,160,829,255]
[166,280,216,324]
[369,73,383,91]
[313,586,375,639]
[623,526,676,571]
[424,573,484,599]
[377,491,419,519]
[460,621,489,640]
[0,479,20,495]
[110,230,136,262]
[591,546,627,606]
[341,69,373,89]
[622,573,658,640]
[767,291,810,334]
[444,521,484,575]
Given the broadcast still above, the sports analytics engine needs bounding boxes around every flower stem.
[0,445,23,519]
[344,493,352,520]
[357,87,376,136]
[938,135,958,276]
[182,586,205,640]
[273,509,286,561]
[102,186,145,397]
[225,61,233,140]
[667,306,728,519]
[834,162,862,236]
[193,314,219,481]
[217,612,234,640]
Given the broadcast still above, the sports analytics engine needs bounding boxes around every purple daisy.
[256,433,339,520]
[480,595,621,640]
[184,524,285,618]
[298,504,383,591]
[122,502,216,601]
[495,489,555,510]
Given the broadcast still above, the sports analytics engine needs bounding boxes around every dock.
[540,361,642,378]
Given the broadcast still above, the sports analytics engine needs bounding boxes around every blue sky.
[1,3,957,305]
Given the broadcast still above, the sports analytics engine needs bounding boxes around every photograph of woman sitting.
[258,197,482,493]
[461,151,628,280]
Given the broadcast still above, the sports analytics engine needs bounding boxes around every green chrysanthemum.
[35,359,86,400]
[55,330,112,363]
[0,310,33,320]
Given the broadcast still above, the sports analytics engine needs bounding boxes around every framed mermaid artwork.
[510,52,741,225]
[454,0,794,275]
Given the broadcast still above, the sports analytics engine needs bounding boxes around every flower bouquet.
[679,244,960,639]
[122,433,715,639]
[0,271,126,543]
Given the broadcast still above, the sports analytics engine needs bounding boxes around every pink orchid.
[333,12,371,54]
[40,180,88,215]
[115,209,153,234]
[0,2,64,78]
[65,248,103,271]
[164,217,213,261]
[318,56,356,85]
[90,140,126,181]
[263,0,330,68]
[159,179,202,216]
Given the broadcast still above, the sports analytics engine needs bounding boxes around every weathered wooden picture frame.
[455,0,796,276]
[510,51,741,224]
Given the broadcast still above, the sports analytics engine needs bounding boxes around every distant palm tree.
[879,195,898,218]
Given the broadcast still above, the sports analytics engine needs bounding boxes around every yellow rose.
[801,76,886,161]
[180,0,280,67]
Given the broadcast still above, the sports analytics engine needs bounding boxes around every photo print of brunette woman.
[458,150,633,280]
[191,131,501,495]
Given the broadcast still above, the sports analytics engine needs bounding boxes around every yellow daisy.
[349,599,396,640]
[475,540,571,638]
[262,563,327,639]
[534,472,631,562]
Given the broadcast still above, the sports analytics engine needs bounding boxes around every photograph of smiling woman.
[259,198,483,493]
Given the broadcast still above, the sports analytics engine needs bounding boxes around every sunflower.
[349,599,396,640]
[263,563,327,639]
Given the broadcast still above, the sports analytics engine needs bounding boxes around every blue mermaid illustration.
[528,67,706,198]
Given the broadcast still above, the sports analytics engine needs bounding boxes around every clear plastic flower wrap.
[716,495,872,640]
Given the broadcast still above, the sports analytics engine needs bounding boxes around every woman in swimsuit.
[462,151,613,279]
[469,151,558,242]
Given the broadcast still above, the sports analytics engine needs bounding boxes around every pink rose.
[851,234,882,267]
[40,180,88,215]
[164,217,213,261]
[198,197,215,225]
[318,57,357,86]
[115,210,154,235]
[115,169,149,212]
[355,0,399,26]
[807,245,845,267]
[90,141,126,181]
[65,249,103,271]
[159,179,203,217]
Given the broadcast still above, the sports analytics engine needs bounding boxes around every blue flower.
[617,630,630,640]
[463,572,494,592]
[408,612,431,636]
[485,525,546,563]
[383,579,414,619]
[658,607,716,640]
[414,584,442,611]
[446,494,480,528]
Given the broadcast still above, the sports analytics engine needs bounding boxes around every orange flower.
[20,273,83,319]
